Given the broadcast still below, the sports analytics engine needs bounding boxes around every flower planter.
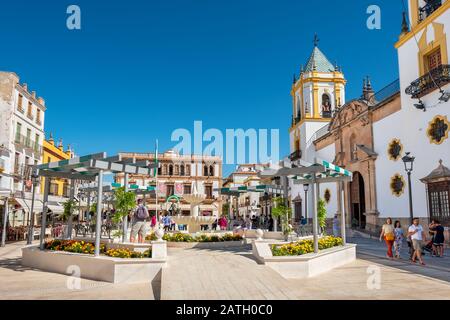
[21,241,167,284]
[165,240,247,249]
[252,240,356,279]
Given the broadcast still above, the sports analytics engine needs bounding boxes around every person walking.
[130,199,149,243]
[163,214,171,232]
[268,215,274,232]
[379,218,395,259]
[408,218,427,265]
[393,220,404,259]
[218,215,228,230]
[332,214,340,237]
[150,214,157,231]
[431,220,445,258]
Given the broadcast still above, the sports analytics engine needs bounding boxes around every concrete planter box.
[242,230,285,240]
[252,241,356,279]
[21,241,167,284]
[165,240,247,249]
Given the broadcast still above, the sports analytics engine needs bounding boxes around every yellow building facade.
[40,134,73,196]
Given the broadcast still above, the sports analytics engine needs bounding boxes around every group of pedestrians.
[380,217,446,265]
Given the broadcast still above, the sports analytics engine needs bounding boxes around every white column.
[312,177,319,253]
[94,171,103,257]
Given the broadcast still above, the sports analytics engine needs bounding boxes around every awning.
[47,202,64,214]
[14,198,44,212]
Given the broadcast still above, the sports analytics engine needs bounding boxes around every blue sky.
[0,0,403,176]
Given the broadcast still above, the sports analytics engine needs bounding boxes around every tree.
[271,197,292,234]
[317,198,327,234]
[222,202,230,219]
[62,199,76,222]
[113,187,136,224]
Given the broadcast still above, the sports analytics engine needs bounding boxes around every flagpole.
[155,139,159,229]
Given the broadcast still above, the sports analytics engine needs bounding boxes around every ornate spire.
[313,33,319,47]
[48,132,54,145]
[293,73,297,84]
[366,76,373,91]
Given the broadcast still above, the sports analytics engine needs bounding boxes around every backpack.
[136,206,148,220]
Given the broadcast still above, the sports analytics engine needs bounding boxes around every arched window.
[322,94,332,118]
[168,164,173,176]
[180,165,185,176]
[185,164,191,176]
[203,165,209,176]
[209,165,214,176]
[296,99,302,122]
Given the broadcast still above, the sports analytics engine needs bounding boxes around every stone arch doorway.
[350,171,366,229]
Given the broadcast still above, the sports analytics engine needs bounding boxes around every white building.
[115,150,223,217]
[222,164,269,219]
[0,72,46,197]
[287,1,450,233]
[0,72,47,231]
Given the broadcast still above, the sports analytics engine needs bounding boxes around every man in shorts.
[130,199,149,243]
[408,218,427,265]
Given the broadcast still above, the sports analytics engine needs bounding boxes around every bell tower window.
[321,94,332,118]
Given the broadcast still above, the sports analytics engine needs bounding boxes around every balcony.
[14,134,43,156]
[322,110,332,118]
[289,149,302,162]
[405,65,450,99]
[418,0,442,23]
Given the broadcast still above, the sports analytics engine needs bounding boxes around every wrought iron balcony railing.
[405,64,450,99]
[419,0,442,23]
[289,149,302,162]
[322,110,332,118]
[14,134,43,156]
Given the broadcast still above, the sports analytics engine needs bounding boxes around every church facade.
[287,1,450,233]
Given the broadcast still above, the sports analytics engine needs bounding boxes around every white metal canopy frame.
[258,158,353,253]
[34,152,157,256]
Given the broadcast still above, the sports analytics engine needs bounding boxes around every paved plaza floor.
[0,237,449,300]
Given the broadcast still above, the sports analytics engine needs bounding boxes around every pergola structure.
[34,152,156,256]
[216,185,285,221]
[258,158,353,253]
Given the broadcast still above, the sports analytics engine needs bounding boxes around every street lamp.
[402,152,415,224]
[303,184,309,221]
[27,170,40,245]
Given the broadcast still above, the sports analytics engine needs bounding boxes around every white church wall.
[374,9,450,221]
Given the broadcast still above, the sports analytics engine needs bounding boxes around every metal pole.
[340,181,346,245]
[27,176,38,245]
[87,189,91,222]
[283,176,289,229]
[1,198,9,247]
[407,171,414,224]
[66,179,75,239]
[304,190,308,220]
[122,173,129,243]
[39,177,50,250]
[94,171,103,257]
[312,177,319,254]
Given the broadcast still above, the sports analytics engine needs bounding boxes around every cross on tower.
[313,33,319,47]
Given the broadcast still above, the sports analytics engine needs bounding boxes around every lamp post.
[402,152,415,224]
[27,170,40,245]
[303,184,309,222]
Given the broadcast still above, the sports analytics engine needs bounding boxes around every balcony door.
[426,48,442,72]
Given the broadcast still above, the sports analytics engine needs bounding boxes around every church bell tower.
[289,35,347,163]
